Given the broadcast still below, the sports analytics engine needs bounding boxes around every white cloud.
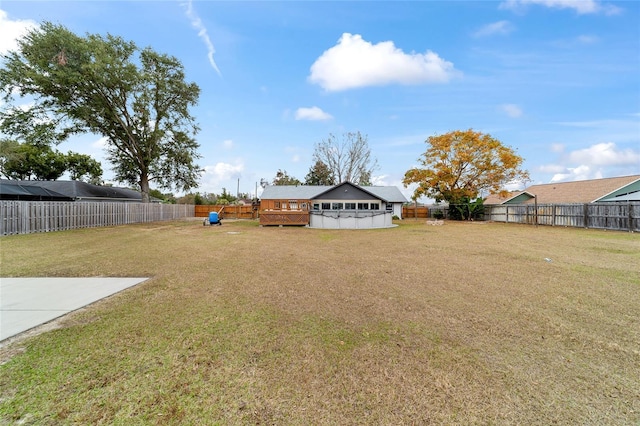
[566,142,640,166]
[541,142,640,182]
[181,0,221,75]
[500,0,621,15]
[295,106,333,121]
[202,161,243,181]
[473,21,515,37]
[539,164,566,173]
[370,174,389,186]
[500,103,523,118]
[504,179,529,191]
[550,165,599,183]
[308,33,459,92]
[0,10,38,55]
[92,136,108,149]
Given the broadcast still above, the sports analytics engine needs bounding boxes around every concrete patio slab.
[0,277,148,341]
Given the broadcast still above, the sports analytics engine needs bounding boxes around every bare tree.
[312,131,377,185]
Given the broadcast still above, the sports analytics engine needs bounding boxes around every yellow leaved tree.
[403,129,529,206]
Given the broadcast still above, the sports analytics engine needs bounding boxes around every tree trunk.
[140,171,150,203]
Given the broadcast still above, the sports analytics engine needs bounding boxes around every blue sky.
[1,0,639,201]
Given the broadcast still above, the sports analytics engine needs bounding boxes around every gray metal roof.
[260,184,408,203]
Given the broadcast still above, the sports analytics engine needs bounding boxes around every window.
[274,201,280,209]
[289,201,298,210]
[370,203,379,210]
[344,202,356,210]
[332,202,343,210]
[322,202,330,210]
[386,203,393,211]
[357,202,369,210]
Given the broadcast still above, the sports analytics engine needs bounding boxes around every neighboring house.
[0,180,155,203]
[484,175,640,205]
[259,181,408,228]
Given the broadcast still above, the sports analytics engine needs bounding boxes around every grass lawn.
[1,219,639,425]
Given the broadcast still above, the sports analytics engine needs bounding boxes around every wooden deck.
[259,210,309,226]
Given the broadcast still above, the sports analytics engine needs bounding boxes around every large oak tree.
[403,129,529,204]
[0,22,201,202]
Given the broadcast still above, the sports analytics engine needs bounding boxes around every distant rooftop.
[484,175,640,204]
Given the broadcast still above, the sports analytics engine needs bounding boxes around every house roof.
[483,192,517,205]
[260,183,408,203]
[0,181,74,201]
[484,175,640,205]
[0,180,145,202]
[598,191,640,202]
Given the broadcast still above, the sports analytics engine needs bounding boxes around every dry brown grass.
[1,219,639,425]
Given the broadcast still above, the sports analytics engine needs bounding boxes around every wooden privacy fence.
[194,204,257,219]
[1,201,195,236]
[484,202,640,232]
[402,206,429,219]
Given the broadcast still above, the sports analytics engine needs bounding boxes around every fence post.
[583,203,589,229]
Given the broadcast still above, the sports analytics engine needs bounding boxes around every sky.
[0,0,639,202]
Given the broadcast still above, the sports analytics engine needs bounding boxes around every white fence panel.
[0,201,195,236]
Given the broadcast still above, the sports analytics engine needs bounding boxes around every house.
[484,175,640,205]
[0,180,154,203]
[259,181,408,228]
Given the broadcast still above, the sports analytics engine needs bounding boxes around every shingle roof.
[260,183,408,203]
[483,192,516,205]
[484,175,640,204]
